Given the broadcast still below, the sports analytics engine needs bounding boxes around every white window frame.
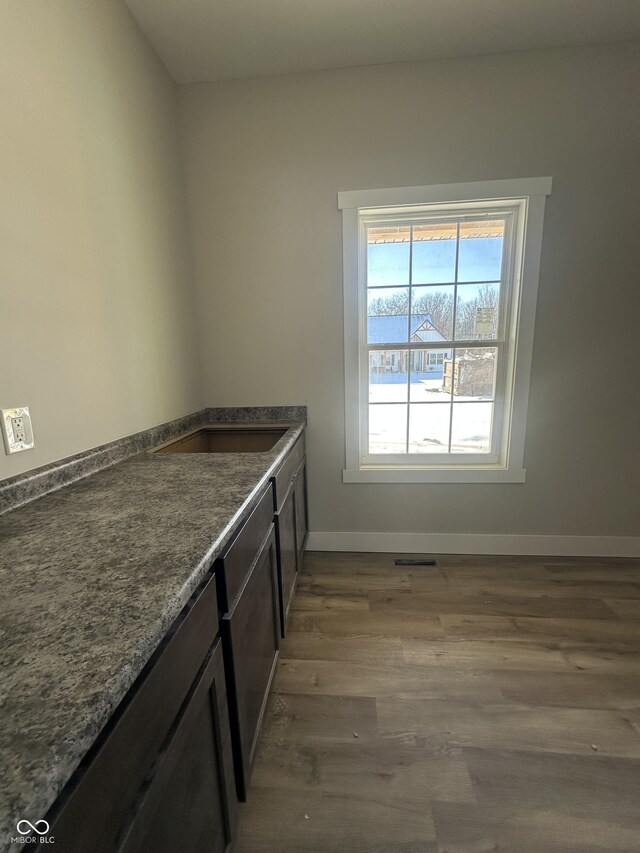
[339,177,552,484]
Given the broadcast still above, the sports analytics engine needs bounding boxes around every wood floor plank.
[431,799,640,853]
[274,658,504,703]
[375,697,640,758]
[440,613,640,649]
[263,692,379,742]
[558,645,640,675]
[370,588,619,619]
[438,577,640,600]
[402,637,576,672]
[413,554,554,572]
[291,590,371,612]
[464,746,640,819]
[495,668,640,709]
[432,747,640,852]
[438,613,520,638]
[513,614,640,647]
[297,571,411,592]
[235,788,438,853]
[604,598,640,619]
[280,632,405,665]
[288,609,445,639]
[544,561,640,581]
[251,735,476,805]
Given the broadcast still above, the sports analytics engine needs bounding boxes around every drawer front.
[48,573,219,853]
[273,435,304,512]
[222,526,279,800]
[218,484,274,610]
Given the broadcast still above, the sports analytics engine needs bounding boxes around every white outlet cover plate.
[2,407,35,454]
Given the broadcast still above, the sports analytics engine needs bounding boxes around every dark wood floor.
[235,551,640,853]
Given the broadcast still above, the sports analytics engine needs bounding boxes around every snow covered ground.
[368,378,493,454]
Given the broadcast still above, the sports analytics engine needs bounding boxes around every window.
[339,178,551,483]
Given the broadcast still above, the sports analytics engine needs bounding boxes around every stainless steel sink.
[152,426,287,454]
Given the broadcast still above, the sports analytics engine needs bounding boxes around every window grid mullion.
[368,278,500,291]
[447,222,461,452]
[370,400,494,405]
[365,339,502,351]
[405,226,413,453]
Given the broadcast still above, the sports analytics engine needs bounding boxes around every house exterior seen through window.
[339,179,552,483]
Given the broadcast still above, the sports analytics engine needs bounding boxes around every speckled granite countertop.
[0,417,304,850]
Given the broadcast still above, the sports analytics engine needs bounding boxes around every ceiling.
[124,0,640,84]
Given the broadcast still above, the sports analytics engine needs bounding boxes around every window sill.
[342,467,527,484]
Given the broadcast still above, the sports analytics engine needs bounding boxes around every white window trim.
[339,177,552,484]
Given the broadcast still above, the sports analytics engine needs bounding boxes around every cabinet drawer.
[48,574,219,853]
[217,484,274,611]
[272,435,304,512]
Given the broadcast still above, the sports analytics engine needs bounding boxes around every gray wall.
[0,1,202,480]
[179,42,640,537]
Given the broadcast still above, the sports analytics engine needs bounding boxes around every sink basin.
[152,426,287,454]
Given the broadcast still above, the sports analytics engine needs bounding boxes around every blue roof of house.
[367,314,447,344]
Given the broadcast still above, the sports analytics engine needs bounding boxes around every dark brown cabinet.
[272,436,308,637]
[117,640,237,853]
[220,525,280,800]
[47,575,237,853]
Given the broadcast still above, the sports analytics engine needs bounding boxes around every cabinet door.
[275,484,297,638]
[294,462,308,569]
[47,575,222,853]
[222,526,279,800]
[117,639,237,853]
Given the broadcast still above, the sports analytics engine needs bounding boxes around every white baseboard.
[306,531,640,558]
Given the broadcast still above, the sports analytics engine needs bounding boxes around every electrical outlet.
[2,407,35,454]
[12,417,26,443]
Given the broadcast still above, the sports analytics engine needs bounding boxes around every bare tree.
[369,284,498,340]
[411,290,454,336]
[368,292,409,315]
[455,284,499,339]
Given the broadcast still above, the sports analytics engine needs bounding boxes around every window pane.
[446,348,497,400]
[409,349,451,402]
[368,287,409,343]
[369,404,407,454]
[455,283,500,339]
[411,285,454,340]
[367,226,410,287]
[412,223,457,284]
[408,404,451,453]
[458,220,504,282]
[451,402,493,453]
[369,351,408,402]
